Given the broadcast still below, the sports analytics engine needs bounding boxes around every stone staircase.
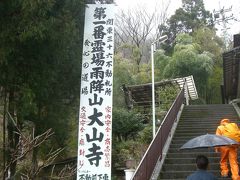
[158,104,240,180]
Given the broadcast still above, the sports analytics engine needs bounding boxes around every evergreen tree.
[0,0,85,178]
[163,33,214,101]
[164,0,213,45]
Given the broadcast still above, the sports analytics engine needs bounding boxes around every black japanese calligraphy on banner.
[77,4,114,180]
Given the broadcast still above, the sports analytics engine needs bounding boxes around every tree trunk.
[3,89,7,180]
[30,105,41,178]
[31,147,38,179]
[7,89,18,179]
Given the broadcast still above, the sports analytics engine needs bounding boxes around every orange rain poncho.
[216,119,240,180]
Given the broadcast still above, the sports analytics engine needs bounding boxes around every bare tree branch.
[153,0,171,39]
[4,113,59,179]
[115,1,171,65]
[4,127,54,175]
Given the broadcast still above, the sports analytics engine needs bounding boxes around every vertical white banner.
[77,4,115,180]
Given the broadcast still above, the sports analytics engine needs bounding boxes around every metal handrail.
[131,87,185,180]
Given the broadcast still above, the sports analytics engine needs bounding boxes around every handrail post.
[184,78,189,105]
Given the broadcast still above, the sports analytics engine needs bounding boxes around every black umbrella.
[180,134,239,150]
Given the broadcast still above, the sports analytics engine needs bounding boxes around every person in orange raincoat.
[215,118,240,180]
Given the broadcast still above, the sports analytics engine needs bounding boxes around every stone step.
[167,149,240,155]
[182,108,236,110]
[164,157,220,164]
[182,104,234,108]
[181,110,236,112]
[159,170,226,179]
[180,116,237,118]
[171,136,219,141]
[179,117,238,120]
[181,111,237,115]
[175,127,221,131]
[168,147,216,153]
[175,128,218,133]
[166,152,220,158]
[177,121,221,125]
[178,117,238,120]
[178,118,238,121]
[174,130,217,134]
[176,124,222,127]
[161,162,221,171]
[169,143,221,149]
[181,111,237,113]
[171,132,216,137]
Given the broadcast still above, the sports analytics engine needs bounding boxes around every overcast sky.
[114,0,240,37]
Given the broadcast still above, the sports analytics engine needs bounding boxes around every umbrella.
[180,134,239,150]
